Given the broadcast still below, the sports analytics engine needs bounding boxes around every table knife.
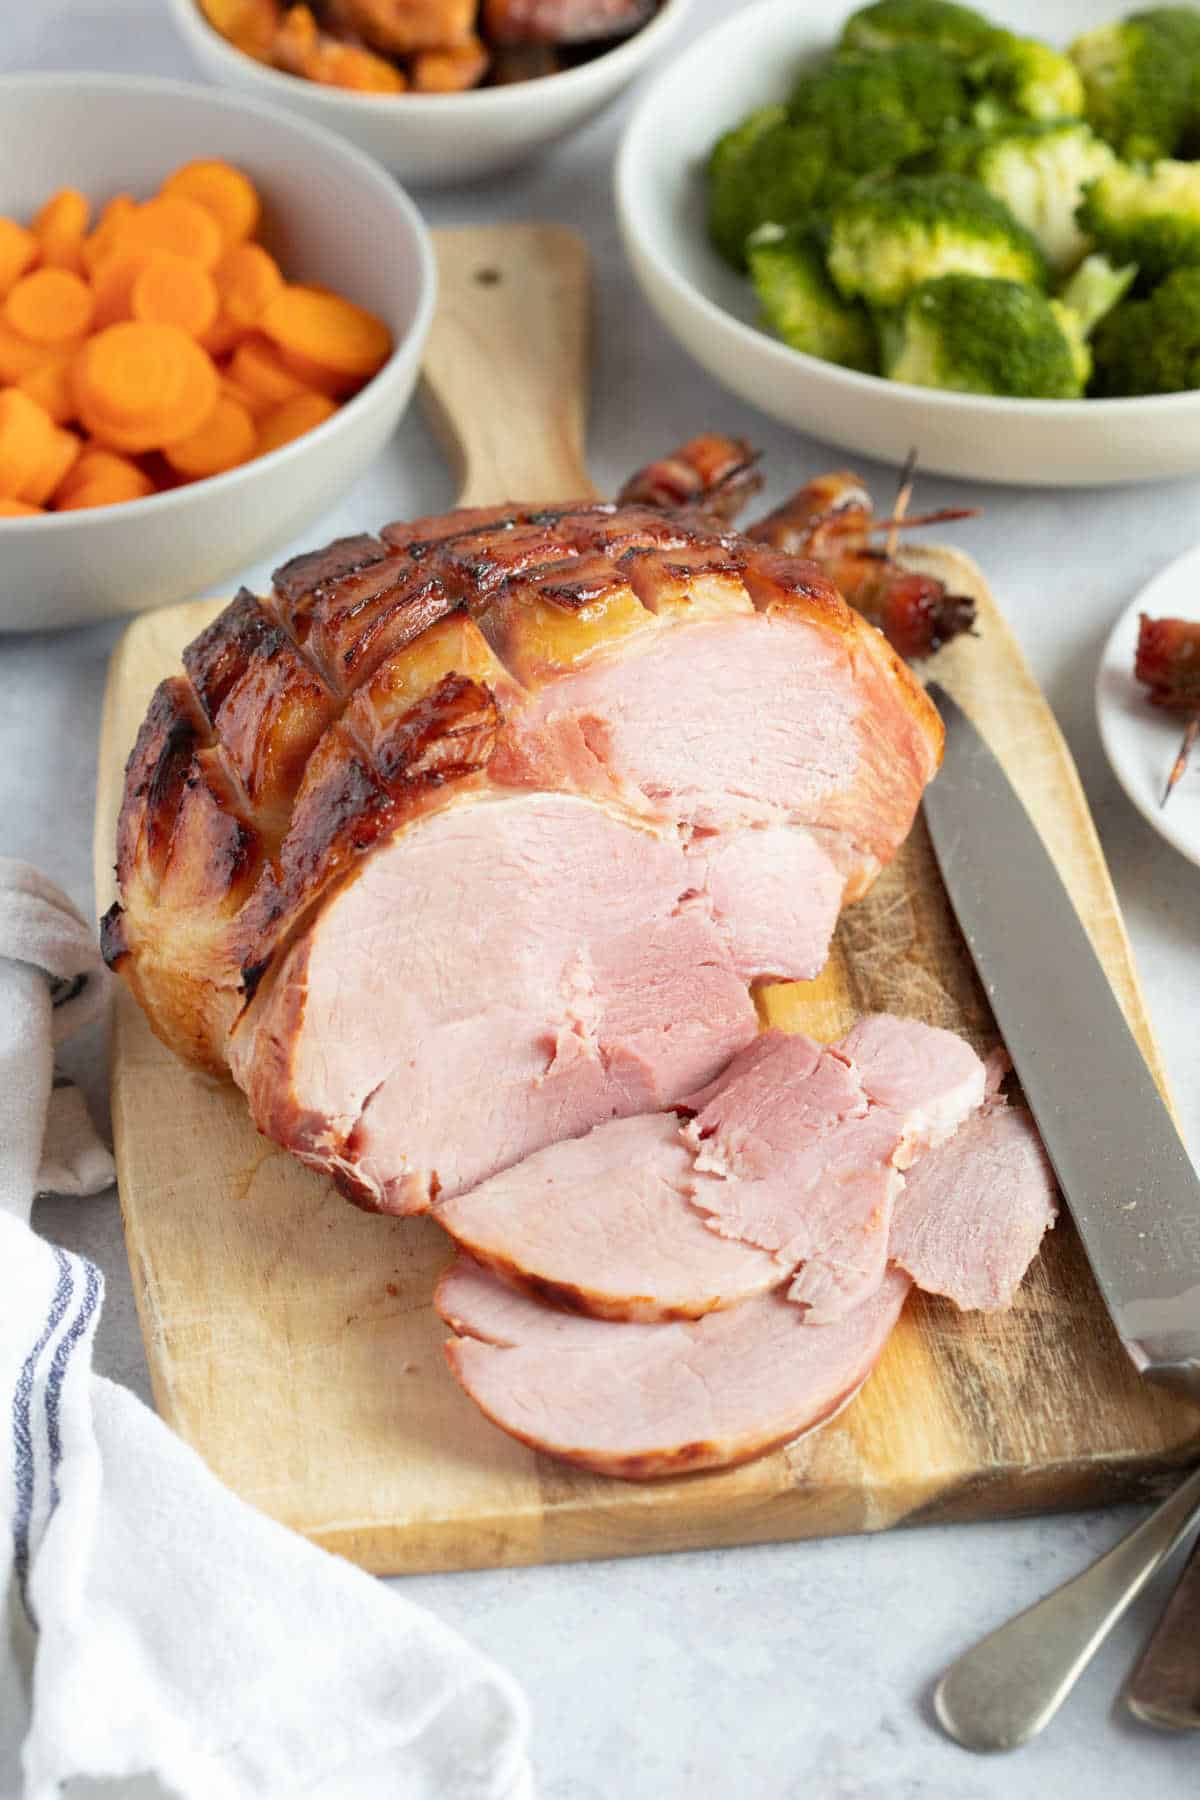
[1125,1533,1200,1728]
[919,684,1200,1752]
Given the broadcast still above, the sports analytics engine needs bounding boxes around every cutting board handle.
[422,225,596,508]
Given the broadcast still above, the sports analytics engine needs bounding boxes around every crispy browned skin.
[106,461,942,1078]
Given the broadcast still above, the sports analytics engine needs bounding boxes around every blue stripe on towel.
[11,1249,74,1605]
[44,1257,102,1510]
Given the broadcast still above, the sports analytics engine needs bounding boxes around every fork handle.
[934,1463,1200,1752]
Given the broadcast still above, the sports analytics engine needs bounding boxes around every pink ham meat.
[434,1111,788,1322]
[438,1254,912,1478]
[890,1100,1058,1310]
[107,499,942,1219]
[685,1021,985,1322]
[435,1017,986,1323]
[230,800,841,1213]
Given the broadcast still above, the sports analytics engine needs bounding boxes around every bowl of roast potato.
[168,0,693,186]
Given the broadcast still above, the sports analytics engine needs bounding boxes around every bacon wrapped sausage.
[1135,614,1200,711]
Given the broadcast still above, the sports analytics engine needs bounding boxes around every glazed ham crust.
[106,488,942,1210]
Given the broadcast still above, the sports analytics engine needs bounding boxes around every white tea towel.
[0,860,533,1800]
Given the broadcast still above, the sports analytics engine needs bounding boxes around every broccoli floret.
[828,173,1047,307]
[918,124,994,174]
[747,225,878,370]
[881,273,1089,396]
[1077,159,1200,284]
[973,122,1117,272]
[841,0,1001,60]
[1091,266,1200,394]
[707,106,843,269]
[788,47,970,176]
[971,37,1086,128]
[1057,252,1138,337]
[1071,11,1200,162]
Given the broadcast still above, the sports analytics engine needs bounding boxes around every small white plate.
[1096,545,1200,867]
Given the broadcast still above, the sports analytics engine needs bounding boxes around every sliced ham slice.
[890,1101,1058,1311]
[436,1017,986,1324]
[839,1013,988,1153]
[684,1023,985,1322]
[435,1113,787,1322]
[438,1255,911,1479]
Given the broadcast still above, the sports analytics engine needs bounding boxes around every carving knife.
[918,684,1200,1751]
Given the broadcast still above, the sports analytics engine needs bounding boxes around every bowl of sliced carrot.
[167,0,693,188]
[0,74,435,631]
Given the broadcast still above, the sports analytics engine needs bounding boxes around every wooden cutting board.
[94,225,1200,1575]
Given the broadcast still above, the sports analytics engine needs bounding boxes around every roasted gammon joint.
[104,438,1055,1481]
[104,442,944,1216]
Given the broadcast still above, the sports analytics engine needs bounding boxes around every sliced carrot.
[131,253,219,338]
[4,269,95,345]
[72,321,220,453]
[277,342,357,398]
[21,426,81,507]
[162,161,261,248]
[259,285,391,380]
[56,467,156,510]
[256,390,336,454]
[0,320,55,384]
[89,248,157,330]
[198,310,244,358]
[33,189,90,274]
[228,333,313,407]
[221,372,270,418]
[17,353,77,425]
[81,194,136,276]
[0,219,39,298]
[55,445,154,505]
[111,196,224,272]
[214,242,283,331]
[0,497,43,517]
[164,392,256,477]
[0,390,57,500]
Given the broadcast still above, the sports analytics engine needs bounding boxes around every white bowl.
[616,0,1200,488]
[0,74,436,633]
[167,0,692,187]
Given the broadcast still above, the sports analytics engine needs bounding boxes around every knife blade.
[922,683,1200,1400]
[924,683,1200,1754]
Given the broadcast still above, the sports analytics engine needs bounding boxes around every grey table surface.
[4,2,1200,1796]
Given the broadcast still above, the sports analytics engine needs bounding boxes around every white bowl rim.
[168,0,691,115]
[0,70,438,535]
[616,0,1200,425]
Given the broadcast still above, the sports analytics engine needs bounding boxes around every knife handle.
[934,1463,1200,1751]
[1126,1533,1200,1729]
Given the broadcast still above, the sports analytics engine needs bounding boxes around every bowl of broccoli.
[616,0,1200,485]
